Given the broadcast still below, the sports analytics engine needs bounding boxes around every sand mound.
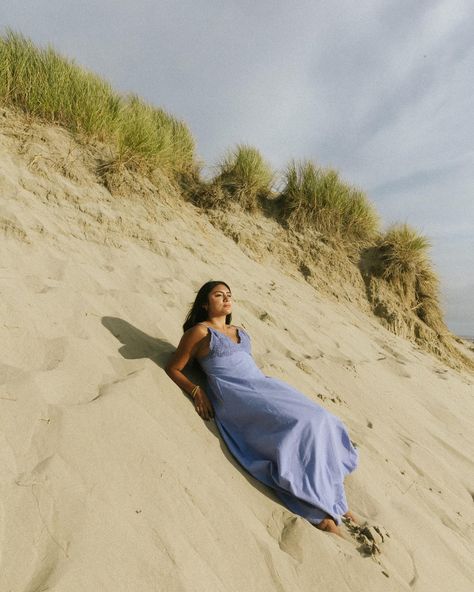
[1,110,473,591]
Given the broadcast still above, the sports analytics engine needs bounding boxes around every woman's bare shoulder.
[181,323,209,343]
[178,325,208,351]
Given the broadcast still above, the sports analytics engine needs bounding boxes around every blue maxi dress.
[196,324,359,525]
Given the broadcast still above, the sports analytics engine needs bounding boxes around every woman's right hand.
[194,388,214,420]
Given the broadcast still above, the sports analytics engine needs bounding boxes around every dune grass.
[209,144,275,211]
[379,224,431,283]
[371,223,444,330]
[1,30,456,359]
[278,160,380,248]
[113,95,195,173]
[0,29,120,137]
[0,29,196,177]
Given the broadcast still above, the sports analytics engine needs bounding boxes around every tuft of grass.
[0,29,196,178]
[379,223,431,284]
[212,144,275,211]
[114,95,195,175]
[278,160,379,248]
[0,29,121,137]
[371,223,445,331]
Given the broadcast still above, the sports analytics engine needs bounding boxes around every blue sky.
[2,0,473,335]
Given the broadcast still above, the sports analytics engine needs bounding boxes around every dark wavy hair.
[182,281,232,332]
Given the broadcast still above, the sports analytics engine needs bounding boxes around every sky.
[2,0,473,335]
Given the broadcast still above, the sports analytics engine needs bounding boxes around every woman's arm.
[165,326,214,420]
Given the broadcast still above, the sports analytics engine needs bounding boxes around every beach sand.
[1,111,473,591]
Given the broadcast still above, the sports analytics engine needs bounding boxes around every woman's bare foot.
[342,510,359,524]
[314,517,342,537]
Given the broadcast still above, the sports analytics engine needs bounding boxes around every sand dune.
[1,112,473,591]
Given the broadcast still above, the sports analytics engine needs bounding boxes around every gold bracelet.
[190,385,199,399]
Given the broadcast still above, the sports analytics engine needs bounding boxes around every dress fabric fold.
[197,324,358,525]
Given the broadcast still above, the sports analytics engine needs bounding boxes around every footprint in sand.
[43,337,67,371]
[434,368,449,380]
[295,360,313,374]
[374,339,411,364]
[378,356,412,379]
[44,255,68,282]
[277,515,305,563]
[317,392,345,405]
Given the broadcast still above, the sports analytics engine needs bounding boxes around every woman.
[165,281,359,535]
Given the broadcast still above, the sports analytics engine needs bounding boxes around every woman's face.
[206,284,232,317]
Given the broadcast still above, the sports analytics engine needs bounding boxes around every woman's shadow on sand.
[101,316,283,508]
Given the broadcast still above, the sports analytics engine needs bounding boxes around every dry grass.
[277,160,380,249]
[363,223,446,335]
[0,30,197,178]
[209,144,275,211]
[2,30,467,369]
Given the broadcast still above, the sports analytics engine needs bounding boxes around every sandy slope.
[1,114,473,591]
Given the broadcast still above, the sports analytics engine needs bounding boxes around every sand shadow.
[102,316,177,367]
[101,316,282,505]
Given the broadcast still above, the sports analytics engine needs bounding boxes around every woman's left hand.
[194,388,214,421]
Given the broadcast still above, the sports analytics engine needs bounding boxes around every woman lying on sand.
[165,280,359,535]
